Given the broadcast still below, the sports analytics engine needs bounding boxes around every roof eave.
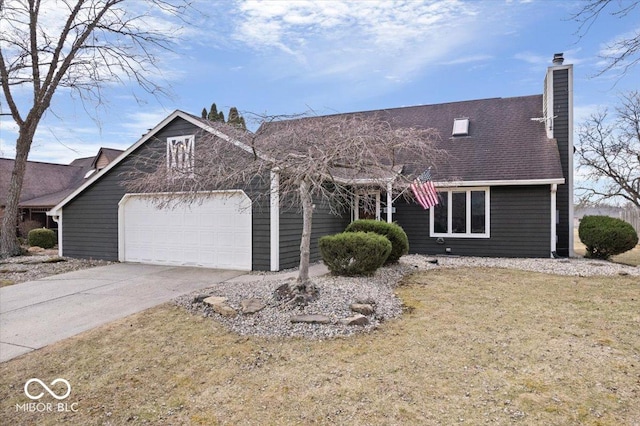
[48,110,263,217]
[433,178,565,187]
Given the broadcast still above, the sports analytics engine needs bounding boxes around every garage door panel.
[120,192,252,270]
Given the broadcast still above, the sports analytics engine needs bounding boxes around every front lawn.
[1,267,638,425]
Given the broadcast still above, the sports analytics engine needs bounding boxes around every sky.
[0,0,638,166]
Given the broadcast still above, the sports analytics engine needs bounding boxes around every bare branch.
[571,0,640,77]
[576,90,640,208]
[0,0,193,257]
[124,112,446,283]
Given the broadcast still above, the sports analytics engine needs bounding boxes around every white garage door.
[119,191,252,270]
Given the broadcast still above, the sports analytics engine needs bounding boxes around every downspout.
[50,212,62,257]
[386,182,393,223]
[567,65,575,257]
[270,169,280,271]
[550,184,557,258]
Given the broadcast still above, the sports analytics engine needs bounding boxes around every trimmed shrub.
[319,231,392,276]
[27,228,56,249]
[578,215,638,260]
[345,219,409,264]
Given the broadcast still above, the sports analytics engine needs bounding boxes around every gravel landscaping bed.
[401,253,640,276]
[0,249,113,286]
[175,254,638,339]
[175,264,408,339]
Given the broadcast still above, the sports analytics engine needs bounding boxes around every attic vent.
[452,118,469,136]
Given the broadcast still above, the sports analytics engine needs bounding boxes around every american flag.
[411,169,439,210]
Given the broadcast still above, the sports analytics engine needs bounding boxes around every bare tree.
[572,0,640,76]
[125,113,443,301]
[0,0,189,257]
[576,90,640,208]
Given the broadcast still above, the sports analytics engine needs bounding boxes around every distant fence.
[575,206,640,235]
[621,208,640,234]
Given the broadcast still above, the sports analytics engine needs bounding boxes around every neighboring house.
[0,148,123,232]
[48,54,573,271]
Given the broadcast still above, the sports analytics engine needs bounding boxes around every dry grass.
[1,268,639,425]
[573,227,640,266]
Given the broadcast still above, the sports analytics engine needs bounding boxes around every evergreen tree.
[208,103,219,121]
[201,107,207,119]
[227,107,240,125]
[227,107,246,129]
[218,111,225,122]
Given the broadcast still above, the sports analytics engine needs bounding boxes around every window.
[167,135,195,175]
[430,187,490,238]
[452,118,469,136]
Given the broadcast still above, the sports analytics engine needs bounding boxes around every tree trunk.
[298,179,313,283]
[1,128,34,257]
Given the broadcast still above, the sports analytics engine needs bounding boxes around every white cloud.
[228,0,483,84]
[514,51,550,66]
[573,103,602,125]
[120,109,172,132]
[0,119,19,159]
[441,54,494,66]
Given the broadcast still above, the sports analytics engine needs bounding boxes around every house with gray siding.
[48,54,573,270]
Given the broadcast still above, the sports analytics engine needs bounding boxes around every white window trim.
[429,187,490,238]
[353,189,381,221]
[167,135,195,175]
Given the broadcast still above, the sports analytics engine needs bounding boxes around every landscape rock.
[211,304,237,317]
[203,296,236,317]
[203,296,228,306]
[27,246,45,253]
[290,314,331,324]
[241,298,266,314]
[350,303,375,316]
[340,314,369,326]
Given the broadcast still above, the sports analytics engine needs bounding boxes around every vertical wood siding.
[394,185,552,257]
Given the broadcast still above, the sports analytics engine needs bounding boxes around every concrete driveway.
[0,263,246,363]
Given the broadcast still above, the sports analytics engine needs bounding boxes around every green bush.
[319,231,392,276]
[345,219,409,264]
[27,228,56,249]
[578,215,638,260]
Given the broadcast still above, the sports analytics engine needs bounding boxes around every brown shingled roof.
[0,147,124,209]
[258,95,564,183]
[0,159,83,205]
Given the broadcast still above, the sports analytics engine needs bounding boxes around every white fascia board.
[332,176,397,185]
[47,110,264,216]
[433,178,565,187]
